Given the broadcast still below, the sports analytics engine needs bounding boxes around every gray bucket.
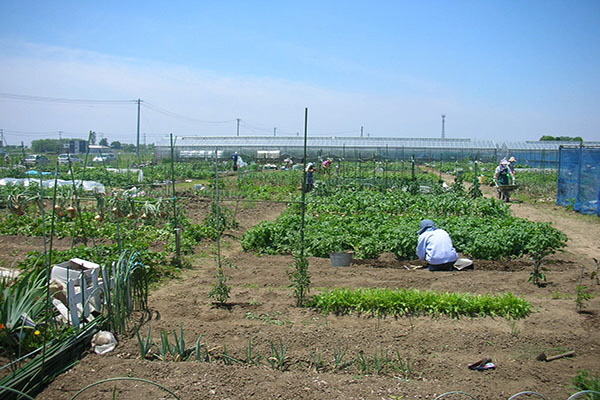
[330,252,353,267]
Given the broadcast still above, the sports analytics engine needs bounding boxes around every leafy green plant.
[309,348,325,371]
[244,311,291,326]
[525,223,567,286]
[209,267,231,305]
[242,188,566,261]
[135,325,154,360]
[575,285,592,313]
[391,350,414,379]
[308,288,531,320]
[571,370,600,399]
[468,178,483,198]
[103,251,149,335]
[221,344,242,365]
[333,343,352,370]
[158,329,173,360]
[575,266,593,313]
[355,350,370,374]
[172,323,188,361]
[0,270,48,361]
[267,338,289,371]
[195,335,210,362]
[288,252,310,307]
[245,337,262,366]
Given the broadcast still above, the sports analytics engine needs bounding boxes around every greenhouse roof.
[158,136,498,149]
[155,136,600,150]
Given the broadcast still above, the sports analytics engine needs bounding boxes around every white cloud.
[2,41,597,147]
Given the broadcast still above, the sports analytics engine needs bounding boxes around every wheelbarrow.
[495,183,518,202]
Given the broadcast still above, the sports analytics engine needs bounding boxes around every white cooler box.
[51,258,100,286]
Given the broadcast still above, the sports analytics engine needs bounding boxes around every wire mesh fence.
[557,145,600,216]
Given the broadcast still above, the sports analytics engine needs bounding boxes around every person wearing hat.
[231,152,239,171]
[304,163,315,193]
[416,219,458,271]
[494,159,515,186]
[508,156,517,175]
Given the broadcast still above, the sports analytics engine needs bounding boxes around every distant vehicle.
[92,153,116,162]
[58,154,83,164]
[24,154,50,166]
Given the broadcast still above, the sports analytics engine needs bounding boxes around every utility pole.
[236,118,241,136]
[136,98,141,158]
[360,126,364,137]
[441,114,446,139]
[274,127,277,137]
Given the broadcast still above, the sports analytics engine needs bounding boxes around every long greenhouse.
[154,136,600,169]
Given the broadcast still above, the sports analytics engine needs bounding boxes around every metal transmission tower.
[441,114,446,139]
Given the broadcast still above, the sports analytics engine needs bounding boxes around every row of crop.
[307,288,531,319]
[242,188,567,260]
[292,189,510,219]
[3,160,221,187]
[512,169,558,200]
[242,211,566,260]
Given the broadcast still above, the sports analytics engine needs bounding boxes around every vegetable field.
[1,161,599,400]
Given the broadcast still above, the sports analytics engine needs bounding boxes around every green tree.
[99,138,109,147]
[89,130,96,145]
[110,141,122,150]
[122,144,137,153]
[540,135,556,141]
[31,139,61,153]
[540,135,584,142]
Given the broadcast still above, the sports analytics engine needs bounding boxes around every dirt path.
[439,169,600,266]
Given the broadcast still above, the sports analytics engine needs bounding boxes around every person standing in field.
[304,163,315,193]
[232,152,239,171]
[508,156,517,175]
[494,159,515,186]
[416,219,458,271]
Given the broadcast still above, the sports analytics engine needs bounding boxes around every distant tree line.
[539,135,583,142]
[29,138,153,153]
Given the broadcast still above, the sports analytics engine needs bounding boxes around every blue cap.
[418,219,436,235]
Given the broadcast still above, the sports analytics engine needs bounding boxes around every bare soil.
[4,180,600,400]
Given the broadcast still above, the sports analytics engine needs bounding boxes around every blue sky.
[1,0,599,146]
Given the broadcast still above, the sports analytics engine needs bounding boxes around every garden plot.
[1,166,598,400]
[36,195,600,400]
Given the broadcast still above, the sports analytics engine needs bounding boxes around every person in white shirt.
[416,219,458,271]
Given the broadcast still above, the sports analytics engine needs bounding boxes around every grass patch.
[571,370,600,399]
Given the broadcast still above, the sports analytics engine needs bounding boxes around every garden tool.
[536,350,575,362]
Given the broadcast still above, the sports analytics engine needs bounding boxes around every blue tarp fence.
[556,145,600,216]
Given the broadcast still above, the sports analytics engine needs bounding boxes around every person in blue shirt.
[416,219,458,271]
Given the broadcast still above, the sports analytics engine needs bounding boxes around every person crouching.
[416,219,458,271]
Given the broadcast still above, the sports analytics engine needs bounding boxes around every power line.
[1,129,66,136]
[142,102,235,124]
[0,92,135,104]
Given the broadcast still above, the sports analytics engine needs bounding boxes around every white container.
[51,258,100,286]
